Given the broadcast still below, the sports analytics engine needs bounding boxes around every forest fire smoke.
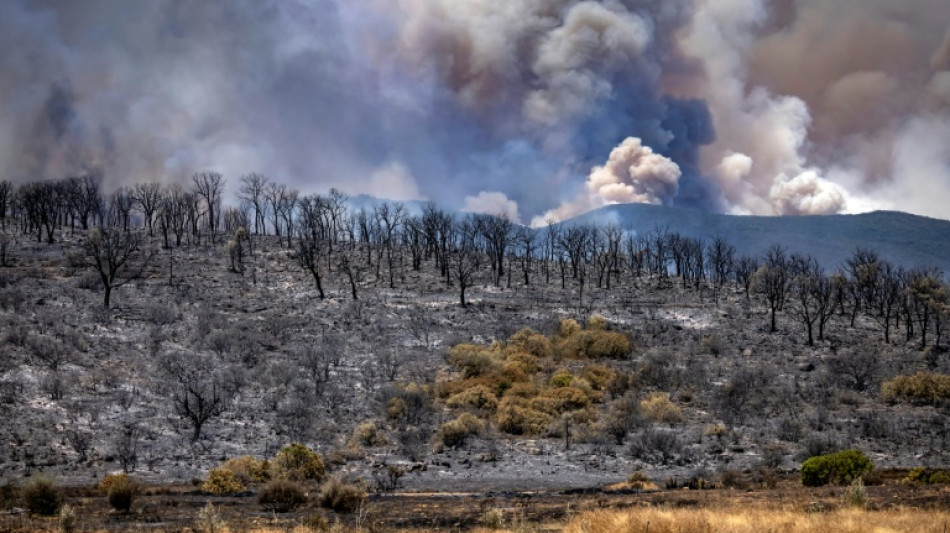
[1,0,949,220]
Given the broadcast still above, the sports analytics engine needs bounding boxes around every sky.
[2,0,950,224]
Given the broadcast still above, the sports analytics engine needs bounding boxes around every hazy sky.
[2,0,950,223]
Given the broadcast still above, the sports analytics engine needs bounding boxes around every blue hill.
[567,204,950,273]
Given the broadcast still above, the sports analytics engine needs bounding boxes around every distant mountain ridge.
[566,203,950,274]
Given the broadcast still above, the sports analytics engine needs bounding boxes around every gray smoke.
[1,0,949,220]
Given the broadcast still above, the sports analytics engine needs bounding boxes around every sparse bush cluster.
[439,320,629,439]
[203,443,325,496]
[904,467,950,485]
[882,373,950,406]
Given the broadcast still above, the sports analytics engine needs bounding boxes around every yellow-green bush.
[508,328,553,359]
[882,373,950,406]
[439,413,484,447]
[558,318,582,338]
[582,364,617,391]
[497,401,553,436]
[220,456,272,486]
[505,350,550,374]
[448,344,499,378]
[904,467,950,485]
[528,395,560,415]
[587,315,608,331]
[543,386,592,412]
[275,443,326,482]
[203,468,246,494]
[505,382,540,399]
[258,479,308,513]
[445,385,499,411]
[440,375,511,398]
[349,421,388,448]
[106,474,137,513]
[550,370,574,388]
[556,330,631,359]
[317,477,366,514]
[640,392,683,424]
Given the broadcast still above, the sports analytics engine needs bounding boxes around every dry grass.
[561,507,950,533]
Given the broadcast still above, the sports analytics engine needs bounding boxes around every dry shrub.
[275,443,326,482]
[22,477,60,516]
[439,412,484,447]
[550,370,574,388]
[497,400,553,436]
[202,468,245,494]
[258,479,308,512]
[587,314,608,331]
[507,328,552,359]
[556,329,631,360]
[446,385,499,412]
[640,392,683,424]
[882,373,950,406]
[448,344,499,378]
[582,364,617,391]
[104,473,137,512]
[317,478,366,514]
[543,386,591,412]
[439,375,509,398]
[505,382,539,399]
[562,508,950,533]
[558,318,582,338]
[220,455,272,486]
[349,421,388,448]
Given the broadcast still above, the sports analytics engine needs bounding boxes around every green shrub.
[882,373,950,406]
[550,370,574,388]
[543,386,591,412]
[556,329,631,360]
[445,385,498,412]
[801,450,873,487]
[202,468,245,494]
[275,443,326,482]
[317,477,366,514]
[106,474,137,513]
[843,478,868,508]
[904,467,950,485]
[22,477,60,516]
[258,479,308,513]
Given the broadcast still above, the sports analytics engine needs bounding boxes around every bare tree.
[81,228,154,307]
[789,254,835,345]
[160,351,231,442]
[132,182,163,236]
[191,171,225,242]
[756,245,790,333]
[293,195,327,299]
[450,216,479,307]
[239,173,269,235]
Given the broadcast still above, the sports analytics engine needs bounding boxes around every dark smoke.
[1,0,949,222]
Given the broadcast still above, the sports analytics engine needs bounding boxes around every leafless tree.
[191,171,225,242]
[0,180,13,230]
[789,254,835,345]
[160,351,231,442]
[82,228,154,307]
[756,245,791,332]
[132,182,164,235]
[293,195,327,299]
[450,216,479,307]
[239,173,269,235]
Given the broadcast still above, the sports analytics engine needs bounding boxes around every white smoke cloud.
[360,162,425,202]
[769,170,848,216]
[524,1,652,127]
[461,191,521,222]
[532,137,680,226]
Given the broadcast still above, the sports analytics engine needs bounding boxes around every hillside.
[568,204,950,273]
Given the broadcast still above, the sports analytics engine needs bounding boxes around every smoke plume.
[534,137,681,225]
[1,1,950,220]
